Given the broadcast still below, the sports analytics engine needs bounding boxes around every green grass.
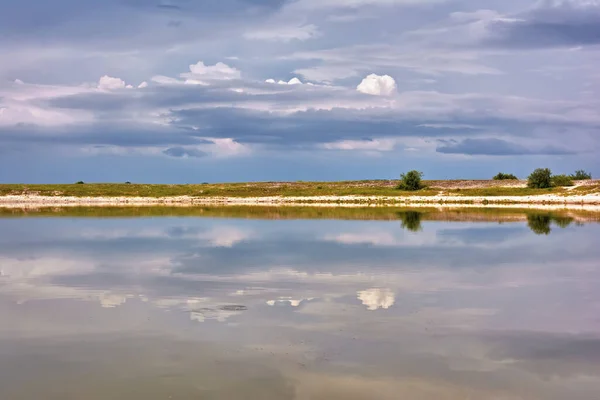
[0,181,578,198]
[446,187,564,197]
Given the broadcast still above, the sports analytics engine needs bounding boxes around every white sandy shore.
[1,193,599,210]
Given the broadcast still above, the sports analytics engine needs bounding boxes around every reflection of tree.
[527,214,552,235]
[397,211,423,232]
[526,213,575,235]
[552,215,574,228]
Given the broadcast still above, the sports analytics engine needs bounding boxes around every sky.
[0,0,599,183]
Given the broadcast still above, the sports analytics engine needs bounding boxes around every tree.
[397,170,424,191]
[493,172,518,180]
[551,174,574,187]
[527,168,552,189]
[571,170,592,180]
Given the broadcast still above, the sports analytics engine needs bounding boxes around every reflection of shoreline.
[2,205,600,224]
[0,193,599,209]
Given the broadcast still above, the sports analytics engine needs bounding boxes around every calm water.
[1,210,599,399]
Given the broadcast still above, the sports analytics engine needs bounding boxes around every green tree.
[571,170,592,180]
[527,168,552,189]
[397,170,424,191]
[552,174,574,187]
[493,172,518,180]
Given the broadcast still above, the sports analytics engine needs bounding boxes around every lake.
[1,208,599,399]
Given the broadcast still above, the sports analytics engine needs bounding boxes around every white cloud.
[266,77,304,85]
[357,288,396,311]
[180,61,241,84]
[138,81,148,89]
[207,138,251,157]
[267,297,314,307]
[322,138,398,151]
[357,74,398,96]
[244,24,320,42]
[97,75,128,90]
[150,75,181,85]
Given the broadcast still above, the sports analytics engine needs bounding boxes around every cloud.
[436,138,576,156]
[157,3,181,10]
[357,288,395,311]
[266,77,305,85]
[244,24,320,41]
[477,0,600,48]
[97,75,128,90]
[288,0,448,11]
[162,146,208,158]
[322,138,398,151]
[356,74,398,96]
[180,61,241,84]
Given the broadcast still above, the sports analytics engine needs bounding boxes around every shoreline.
[1,194,600,211]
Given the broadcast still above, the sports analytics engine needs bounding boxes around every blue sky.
[0,0,599,182]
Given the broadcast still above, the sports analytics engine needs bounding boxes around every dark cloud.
[0,0,286,48]
[485,1,600,48]
[436,138,575,156]
[157,3,181,10]
[163,146,207,158]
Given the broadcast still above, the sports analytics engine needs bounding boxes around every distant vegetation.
[493,172,518,180]
[551,174,574,187]
[397,170,424,191]
[527,168,553,189]
[75,181,85,185]
[571,170,592,180]
[527,168,592,188]
[0,177,597,199]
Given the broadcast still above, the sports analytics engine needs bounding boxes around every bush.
[527,168,552,189]
[571,170,592,180]
[493,172,518,180]
[397,170,424,191]
[552,174,574,187]
[75,181,85,184]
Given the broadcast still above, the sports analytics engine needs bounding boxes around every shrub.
[571,170,592,180]
[493,172,518,180]
[75,181,85,184]
[527,168,552,189]
[552,174,574,187]
[397,170,424,191]
[125,181,132,184]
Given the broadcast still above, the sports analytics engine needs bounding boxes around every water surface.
[1,209,599,399]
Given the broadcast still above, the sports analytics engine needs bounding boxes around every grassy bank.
[1,180,598,198]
